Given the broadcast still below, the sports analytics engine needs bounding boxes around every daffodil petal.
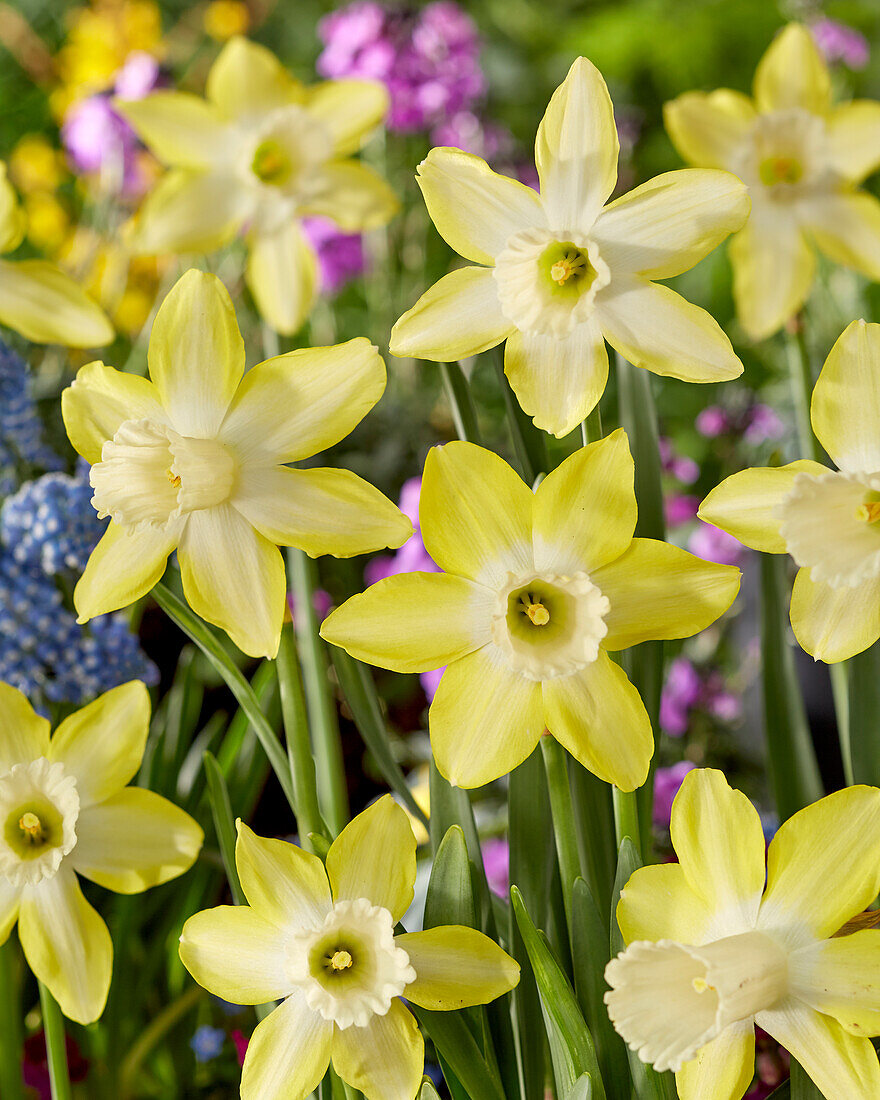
[533,428,635,574]
[0,162,26,252]
[396,926,520,1009]
[827,101,880,182]
[597,278,742,382]
[306,79,389,155]
[543,653,652,791]
[616,863,714,945]
[429,646,544,788]
[789,930,880,1036]
[327,796,416,920]
[670,769,766,934]
[416,147,546,265]
[245,220,317,338]
[755,1003,880,1100]
[675,1021,756,1100]
[753,23,831,115]
[126,168,247,255]
[73,521,177,622]
[594,539,740,650]
[759,785,880,943]
[729,213,814,341]
[662,90,756,170]
[802,190,880,282]
[0,259,113,347]
[148,269,244,437]
[301,160,398,232]
[790,569,880,664]
[503,319,609,438]
[390,266,512,362]
[179,905,297,1005]
[0,682,50,772]
[240,991,332,1100]
[178,504,286,659]
[72,787,202,893]
[62,359,166,465]
[698,462,827,554]
[0,879,21,944]
[536,56,618,230]
[234,465,411,558]
[235,821,331,930]
[206,36,305,118]
[116,92,229,168]
[19,868,112,1025]
[419,441,534,587]
[811,319,880,473]
[593,169,749,279]
[48,681,150,807]
[220,338,385,465]
[332,998,424,1100]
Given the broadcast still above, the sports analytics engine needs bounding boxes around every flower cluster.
[0,342,60,496]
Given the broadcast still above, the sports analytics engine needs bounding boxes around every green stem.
[540,738,582,933]
[829,663,854,787]
[39,983,72,1100]
[785,322,823,464]
[277,625,326,845]
[288,549,349,835]
[0,939,24,1100]
[119,988,202,1100]
[580,403,603,445]
[438,361,482,444]
[492,356,547,484]
[612,786,641,860]
[845,640,880,787]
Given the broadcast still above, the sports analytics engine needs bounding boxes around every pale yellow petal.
[72,787,203,893]
[503,320,609,438]
[332,998,424,1100]
[396,927,519,1009]
[390,266,512,362]
[0,880,21,944]
[416,147,546,265]
[663,90,756,170]
[729,213,814,341]
[48,681,150,806]
[753,23,831,115]
[543,654,652,791]
[826,101,880,182]
[235,821,331,930]
[206,36,305,118]
[616,863,714,945]
[115,92,229,168]
[62,359,166,465]
[301,160,398,232]
[233,465,411,558]
[789,930,880,1036]
[74,521,178,622]
[790,569,880,664]
[327,796,416,920]
[306,79,389,155]
[0,259,114,347]
[802,190,880,282]
[245,220,317,337]
[811,319,880,473]
[676,1022,756,1100]
[126,168,247,255]
[0,161,26,252]
[0,682,50,772]
[594,539,740,650]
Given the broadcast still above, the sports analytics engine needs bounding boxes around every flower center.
[734,109,832,202]
[520,593,551,626]
[330,949,353,971]
[18,811,44,843]
[855,491,880,525]
[252,138,294,186]
[0,758,80,887]
[758,155,803,187]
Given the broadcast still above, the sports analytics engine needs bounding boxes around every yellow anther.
[759,156,802,186]
[167,469,182,488]
[520,594,550,626]
[550,249,586,286]
[330,949,353,971]
[252,139,291,185]
[19,812,44,843]
[856,501,880,524]
[692,977,713,995]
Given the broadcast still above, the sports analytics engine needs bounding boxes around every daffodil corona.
[390,57,748,437]
[665,23,880,340]
[62,268,411,659]
[179,797,519,1100]
[605,769,880,1100]
[321,431,740,789]
[0,680,202,1024]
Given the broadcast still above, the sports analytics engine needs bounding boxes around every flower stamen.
[18,812,44,844]
[330,949,353,971]
[550,249,587,285]
[519,593,550,626]
[759,155,803,186]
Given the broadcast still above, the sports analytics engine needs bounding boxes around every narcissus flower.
[0,163,113,347]
[0,680,202,1024]
[665,22,880,340]
[321,431,740,789]
[700,319,880,663]
[117,36,398,334]
[390,57,747,438]
[605,769,880,1100]
[62,269,411,659]
[179,796,519,1100]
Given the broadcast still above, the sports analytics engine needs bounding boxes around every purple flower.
[665,493,699,528]
[420,664,445,700]
[482,836,509,898]
[688,521,744,566]
[812,18,869,70]
[301,217,367,294]
[744,403,785,445]
[658,437,698,484]
[114,51,162,99]
[659,657,702,737]
[695,405,730,438]
[652,761,696,826]
[430,112,512,160]
[707,688,741,723]
[286,588,332,624]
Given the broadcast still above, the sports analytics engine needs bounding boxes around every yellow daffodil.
[0,162,113,347]
[699,319,880,663]
[605,768,880,1100]
[62,268,411,659]
[0,680,202,1024]
[389,57,748,438]
[117,36,398,334]
[321,431,740,789]
[665,23,880,341]
[180,796,519,1100]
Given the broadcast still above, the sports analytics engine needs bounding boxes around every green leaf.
[439,360,482,445]
[424,826,476,931]
[568,1075,594,1100]
[846,640,880,786]
[790,1060,822,1099]
[418,1079,442,1100]
[410,1006,506,1100]
[493,354,547,483]
[202,751,245,906]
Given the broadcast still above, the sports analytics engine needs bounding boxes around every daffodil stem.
[612,786,642,861]
[39,982,72,1100]
[439,361,482,444]
[0,939,24,1100]
[785,321,823,464]
[845,641,880,786]
[541,737,582,932]
[288,549,349,836]
[830,662,854,787]
[277,624,326,845]
[580,404,603,445]
[493,356,547,482]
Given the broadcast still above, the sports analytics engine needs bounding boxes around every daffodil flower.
[605,768,880,1100]
[0,680,202,1024]
[665,23,880,340]
[389,57,748,438]
[320,431,740,789]
[0,162,113,347]
[62,268,411,659]
[699,319,880,663]
[179,796,519,1100]
[117,36,398,334]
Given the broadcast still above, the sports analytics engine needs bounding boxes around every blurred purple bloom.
[696,405,730,438]
[482,836,510,898]
[302,217,367,293]
[658,437,698,484]
[431,112,512,160]
[812,18,869,69]
[659,657,702,737]
[665,493,699,528]
[652,760,695,826]
[114,51,162,98]
[420,665,445,700]
[744,403,785,445]
[191,1025,225,1063]
[397,476,422,526]
[286,588,332,623]
[707,688,741,723]
[688,520,744,566]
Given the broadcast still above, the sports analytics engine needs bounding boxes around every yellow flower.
[62,268,411,659]
[8,134,66,194]
[180,796,519,1100]
[117,37,398,334]
[389,57,748,438]
[321,431,740,789]
[665,23,880,341]
[0,680,203,1024]
[699,319,880,663]
[605,768,880,1100]
[204,0,250,40]
[0,163,113,347]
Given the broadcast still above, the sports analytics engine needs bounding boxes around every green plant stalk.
[829,663,853,786]
[846,640,880,787]
[0,938,24,1100]
[580,404,603,446]
[203,751,246,904]
[119,988,202,1100]
[39,983,72,1100]
[541,738,582,933]
[492,356,547,483]
[288,549,349,835]
[785,322,823,464]
[439,361,482,444]
[611,787,641,860]
[277,625,326,844]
